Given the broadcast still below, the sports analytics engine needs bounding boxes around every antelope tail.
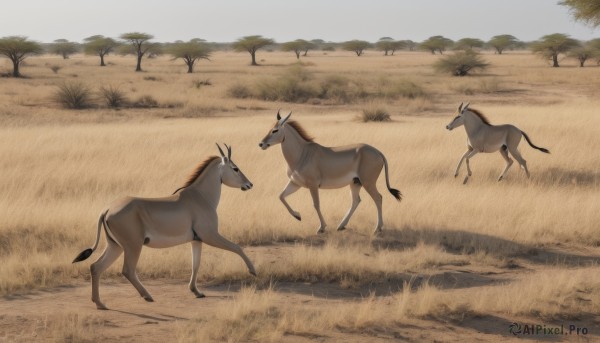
[381,153,402,201]
[72,209,109,263]
[521,131,550,154]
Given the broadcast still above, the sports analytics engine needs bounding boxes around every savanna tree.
[342,40,371,56]
[0,36,43,77]
[561,0,600,27]
[433,50,489,76]
[83,35,118,66]
[119,32,157,71]
[168,40,211,73]
[49,39,79,59]
[454,38,485,51]
[567,41,599,67]
[420,36,453,54]
[281,39,311,59]
[531,33,579,67]
[567,45,595,66]
[232,35,274,66]
[376,38,406,55]
[487,35,519,54]
[402,40,417,51]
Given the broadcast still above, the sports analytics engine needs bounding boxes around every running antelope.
[73,144,256,310]
[446,103,550,184]
[259,111,401,235]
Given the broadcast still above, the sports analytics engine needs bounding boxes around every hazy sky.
[1,0,597,43]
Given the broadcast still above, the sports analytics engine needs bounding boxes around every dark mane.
[287,120,314,142]
[173,156,220,194]
[468,108,491,125]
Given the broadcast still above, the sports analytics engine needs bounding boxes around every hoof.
[195,293,206,298]
[497,176,503,182]
[454,174,458,178]
[463,176,469,185]
[337,226,346,231]
[373,229,382,236]
[292,212,301,221]
[143,295,154,302]
[249,270,257,277]
[316,227,326,234]
[92,300,108,310]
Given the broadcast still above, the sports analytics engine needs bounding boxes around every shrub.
[49,65,61,74]
[131,95,159,108]
[99,85,127,108]
[377,78,426,99]
[227,83,253,98]
[361,108,391,122]
[143,76,161,81]
[434,50,489,76]
[255,65,318,102]
[53,82,92,109]
[192,79,212,88]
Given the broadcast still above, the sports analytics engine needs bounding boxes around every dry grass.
[1,51,600,340]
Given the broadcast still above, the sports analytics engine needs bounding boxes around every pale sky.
[0,0,597,43]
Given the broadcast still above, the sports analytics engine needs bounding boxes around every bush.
[131,95,159,108]
[361,108,391,122]
[227,83,253,98]
[377,78,425,99]
[192,79,212,88]
[99,85,127,108]
[434,51,489,76]
[49,65,61,74]
[255,65,319,102]
[143,76,161,81]
[53,82,92,109]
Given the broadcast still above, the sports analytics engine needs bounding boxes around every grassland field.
[0,50,599,342]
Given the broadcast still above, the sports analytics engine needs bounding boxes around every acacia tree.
[567,44,597,67]
[376,38,406,55]
[420,36,453,54]
[454,38,485,51]
[49,39,79,59]
[487,35,519,54]
[168,40,211,73]
[561,0,600,27]
[233,35,274,66]
[0,36,43,77]
[531,33,579,67]
[83,36,118,66]
[403,40,417,51]
[119,32,157,71]
[281,39,309,59]
[342,40,371,56]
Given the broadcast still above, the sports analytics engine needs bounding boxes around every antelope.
[259,111,401,235]
[446,102,550,184]
[73,144,256,310]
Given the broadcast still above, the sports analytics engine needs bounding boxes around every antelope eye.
[233,167,239,172]
[272,129,279,133]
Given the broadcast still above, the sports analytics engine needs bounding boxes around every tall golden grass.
[1,51,599,332]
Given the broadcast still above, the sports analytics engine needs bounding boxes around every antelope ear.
[216,143,226,158]
[463,102,470,111]
[458,102,463,112]
[276,109,281,120]
[280,111,292,125]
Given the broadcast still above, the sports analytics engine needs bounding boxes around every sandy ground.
[1,242,598,342]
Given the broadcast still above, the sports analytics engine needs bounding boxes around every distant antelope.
[446,103,550,184]
[73,144,256,310]
[259,110,401,235]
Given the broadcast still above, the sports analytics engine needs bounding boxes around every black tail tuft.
[522,131,550,154]
[72,248,93,263]
[389,188,402,202]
